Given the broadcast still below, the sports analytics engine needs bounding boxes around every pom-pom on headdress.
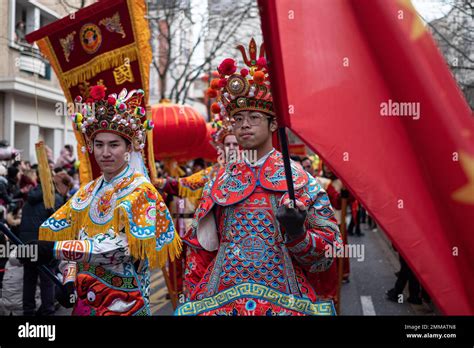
[207,38,274,119]
[71,85,154,153]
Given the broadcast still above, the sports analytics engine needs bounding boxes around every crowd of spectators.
[0,143,79,315]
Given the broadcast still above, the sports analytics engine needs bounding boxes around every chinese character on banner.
[114,62,134,85]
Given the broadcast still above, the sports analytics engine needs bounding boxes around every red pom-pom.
[253,71,265,84]
[117,102,127,113]
[90,85,106,101]
[210,79,220,90]
[107,96,116,105]
[211,71,220,77]
[85,97,94,103]
[218,58,237,76]
[240,68,249,77]
[218,78,227,88]
[206,88,218,98]
[211,102,221,114]
[74,96,82,103]
[256,57,267,69]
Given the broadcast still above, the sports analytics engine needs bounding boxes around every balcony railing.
[9,40,51,79]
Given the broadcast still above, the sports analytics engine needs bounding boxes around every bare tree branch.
[148,0,259,104]
[423,15,474,64]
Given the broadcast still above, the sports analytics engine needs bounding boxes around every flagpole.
[258,0,296,205]
[336,195,348,314]
[278,127,296,205]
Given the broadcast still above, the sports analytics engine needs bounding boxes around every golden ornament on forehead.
[226,74,249,97]
[236,97,247,108]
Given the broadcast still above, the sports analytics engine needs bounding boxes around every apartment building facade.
[0,0,83,164]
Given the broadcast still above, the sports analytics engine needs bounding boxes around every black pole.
[0,222,64,289]
[278,127,296,207]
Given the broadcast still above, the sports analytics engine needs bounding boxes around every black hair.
[8,202,21,215]
[93,134,131,147]
[290,155,302,163]
[193,158,205,168]
[67,167,76,177]
[7,166,19,180]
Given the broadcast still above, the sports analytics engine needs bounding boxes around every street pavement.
[340,221,436,315]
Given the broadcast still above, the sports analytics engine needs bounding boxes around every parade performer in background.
[154,115,238,201]
[306,161,352,309]
[153,118,237,301]
[22,85,181,316]
[320,162,351,281]
[176,39,342,316]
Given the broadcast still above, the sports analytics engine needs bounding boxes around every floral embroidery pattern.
[60,31,76,62]
[99,12,126,38]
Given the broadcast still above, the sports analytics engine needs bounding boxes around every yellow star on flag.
[452,151,474,204]
[397,0,427,41]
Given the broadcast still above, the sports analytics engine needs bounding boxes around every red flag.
[259,0,474,315]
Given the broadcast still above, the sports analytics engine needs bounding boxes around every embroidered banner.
[26,0,156,183]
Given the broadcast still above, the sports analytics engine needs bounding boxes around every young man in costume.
[176,39,343,316]
[23,86,181,316]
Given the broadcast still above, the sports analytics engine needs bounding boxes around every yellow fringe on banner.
[62,44,138,88]
[128,0,152,97]
[39,39,138,89]
[35,142,55,209]
[128,0,155,181]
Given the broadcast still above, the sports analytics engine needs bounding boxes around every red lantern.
[152,101,208,160]
[174,123,218,162]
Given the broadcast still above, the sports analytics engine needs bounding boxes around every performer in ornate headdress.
[176,39,343,316]
[152,107,237,301]
[23,85,181,316]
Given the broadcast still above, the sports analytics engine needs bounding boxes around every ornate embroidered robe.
[176,150,342,316]
[40,165,180,316]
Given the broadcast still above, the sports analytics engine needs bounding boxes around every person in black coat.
[6,166,22,203]
[0,205,7,291]
[18,183,64,316]
[0,166,12,206]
